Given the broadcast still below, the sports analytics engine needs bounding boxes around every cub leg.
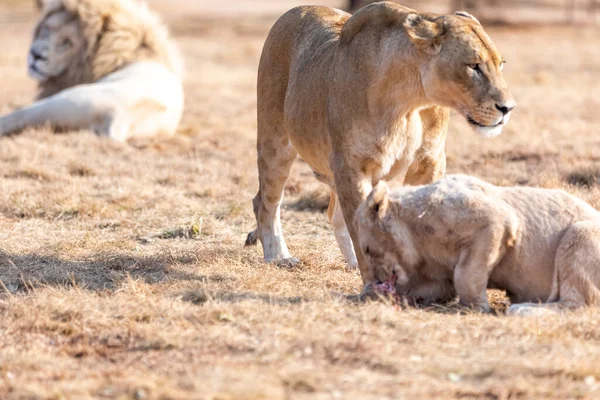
[250,132,298,266]
[405,278,456,305]
[328,191,358,268]
[508,220,600,316]
[453,224,508,312]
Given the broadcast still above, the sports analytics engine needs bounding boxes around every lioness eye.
[62,38,73,48]
[468,63,481,72]
[365,246,370,255]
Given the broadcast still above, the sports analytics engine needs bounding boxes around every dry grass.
[0,1,599,399]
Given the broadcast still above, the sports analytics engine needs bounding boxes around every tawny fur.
[355,175,600,315]
[246,2,515,286]
[0,0,184,141]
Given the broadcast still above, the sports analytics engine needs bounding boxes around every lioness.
[0,0,184,141]
[246,2,515,286]
[355,175,600,315]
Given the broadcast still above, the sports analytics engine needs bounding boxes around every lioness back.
[259,6,349,176]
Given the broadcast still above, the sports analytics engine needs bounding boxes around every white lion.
[0,0,184,141]
[355,175,600,315]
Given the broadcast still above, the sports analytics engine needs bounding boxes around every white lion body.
[1,62,183,141]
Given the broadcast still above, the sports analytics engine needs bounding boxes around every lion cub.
[355,175,600,315]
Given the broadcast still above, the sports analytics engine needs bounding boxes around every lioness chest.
[285,91,431,185]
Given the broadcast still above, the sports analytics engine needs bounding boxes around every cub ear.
[404,14,445,55]
[367,181,390,219]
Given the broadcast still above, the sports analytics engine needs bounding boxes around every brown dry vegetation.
[0,1,599,399]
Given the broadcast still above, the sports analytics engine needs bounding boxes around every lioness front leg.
[332,160,374,286]
[328,192,358,268]
[509,220,600,316]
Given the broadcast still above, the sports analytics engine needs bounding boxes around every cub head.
[405,11,515,137]
[28,3,85,82]
[354,182,420,286]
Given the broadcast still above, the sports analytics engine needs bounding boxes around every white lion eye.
[61,38,73,48]
[468,63,482,74]
[39,26,50,37]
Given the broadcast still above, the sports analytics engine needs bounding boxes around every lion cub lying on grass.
[355,175,600,315]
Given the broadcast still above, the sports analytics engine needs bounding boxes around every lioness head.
[405,10,515,137]
[354,181,419,286]
[28,6,85,82]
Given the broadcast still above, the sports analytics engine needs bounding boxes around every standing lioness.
[355,175,600,315]
[246,2,515,287]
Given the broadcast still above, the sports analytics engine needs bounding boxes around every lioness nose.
[495,101,516,115]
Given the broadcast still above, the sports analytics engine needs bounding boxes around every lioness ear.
[455,11,481,25]
[404,14,445,55]
[367,181,390,219]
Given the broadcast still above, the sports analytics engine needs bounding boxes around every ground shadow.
[333,291,508,315]
[180,288,305,306]
[0,250,208,292]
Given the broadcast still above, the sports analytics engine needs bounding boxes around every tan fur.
[355,175,600,314]
[35,0,182,99]
[246,2,515,286]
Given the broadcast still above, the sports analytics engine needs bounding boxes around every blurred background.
[139,0,598,24]
[140,0,600,24]
[3,0,598,24]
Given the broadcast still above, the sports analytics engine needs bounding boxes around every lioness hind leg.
[251,134,298,266]
[328,192,358,268]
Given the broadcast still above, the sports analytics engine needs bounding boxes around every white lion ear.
[404,14,445,55]
[455,11,481,25]
[367,181,390,219]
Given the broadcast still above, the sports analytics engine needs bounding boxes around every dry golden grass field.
[0,0,600,398]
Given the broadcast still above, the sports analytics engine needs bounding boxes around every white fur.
[0,62,183,141]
